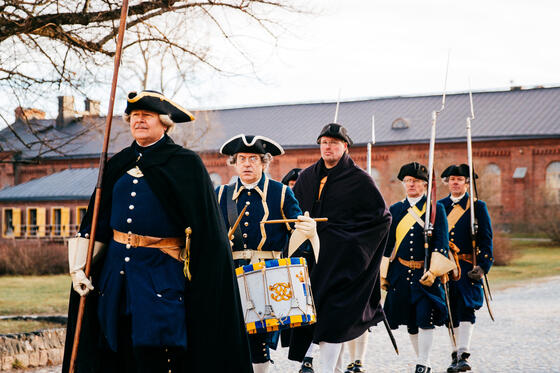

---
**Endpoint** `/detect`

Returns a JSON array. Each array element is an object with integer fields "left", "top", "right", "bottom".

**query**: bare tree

[{"left": 0, "top": 0, "right": 304, "bottom": 157}]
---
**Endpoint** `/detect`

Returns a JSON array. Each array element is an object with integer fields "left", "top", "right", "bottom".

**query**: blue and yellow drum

[{"left": 236, "top": 257, "right": 316, "bottom": 334}]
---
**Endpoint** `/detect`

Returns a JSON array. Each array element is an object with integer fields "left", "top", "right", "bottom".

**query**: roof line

[{"left": 189, "top": 84, "right": 560, "bottom": 112}]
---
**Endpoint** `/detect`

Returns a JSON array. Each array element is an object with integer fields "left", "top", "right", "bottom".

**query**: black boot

[
  {"left": 299, "top": 357, "right": 314, "bottom": 373},
  {"left": 344, "top": 362, "right": 354, "bottom": 373},
  {"left": 447, "top": 351, "right": 459, "bottom": 373},
  {"left": 414, "top": 364, "right": 431, "bottom": 373},
  {"left": 352, "top": 360, "right": 365, "bottom": 372},
  {"left": 456, "top": 352, "right": 471, "bottom": 371}
]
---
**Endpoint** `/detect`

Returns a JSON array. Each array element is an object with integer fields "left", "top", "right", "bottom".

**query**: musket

[
  {"left": 333, "top": 88, "right": 341, "bottom": 123},
  {"left": 423, "top": 52, "right": 457, "bottom": 347},
  {"left": 367, "top": 115, "right": 375, "bottom": 176},
  {"left": 466, "top": 85, "right": 495, "bottom": 321},
  {"left": 424, "top": 53, "right": 450, "bottom": 272},
  {"left": 68, "top": 2, "right": 130, "bottom": 372}
]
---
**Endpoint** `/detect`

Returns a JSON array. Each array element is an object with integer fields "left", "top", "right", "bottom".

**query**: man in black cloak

[
  {"left": 62, "top": 90, "right": 252, "bottom": 373},
  {"left": 289, "top": 123, "right": 391, "bottom": 373}
]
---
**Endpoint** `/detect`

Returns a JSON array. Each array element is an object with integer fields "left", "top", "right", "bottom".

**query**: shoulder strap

[
  {"left": 447, "top": 198, "right": 470, "bottom": 231},
  {"left": 226, "top": 183, "right": 244, "bottom": 250},
  {"left": 389, "top": 202, "right": 426, "bottom": 261}
]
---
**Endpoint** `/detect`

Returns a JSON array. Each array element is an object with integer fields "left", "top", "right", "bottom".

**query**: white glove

[
  {"left": 294, "top": 211, "right": 317, "bottom": 239},
  {"left": 68, "top": 236, "right": 106, "bottom": 296},
  {"left": 71, "top": 270, "right": 94, "bottom": 296}
]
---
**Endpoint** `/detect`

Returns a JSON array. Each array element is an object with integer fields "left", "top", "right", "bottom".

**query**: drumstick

[
  {"left": 228, "top": 204, "right": 249, "bottom": 240},
  {"left": 261, "top": 218, "right": 328, "bottom": 224}
]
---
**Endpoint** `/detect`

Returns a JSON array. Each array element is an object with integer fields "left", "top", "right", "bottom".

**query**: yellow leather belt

[
  {"left": 458, "top": 253, "right": 473, "bottom": 264},
  {"left": 232, "top": 250, "right": 282, "bottom": 264},
  {"left": 113, "top": 229, "right": 184, "bottom": 261},
  {"left": 398, "top": 257, "right": 424, "bottom": 269}
]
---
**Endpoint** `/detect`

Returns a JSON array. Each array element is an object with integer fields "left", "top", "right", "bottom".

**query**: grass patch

[
  {"left": 0, "top": 319, "right": 64, "bottom": 334},
  {"left": 0, "top": 274, "right": 70, "bottom": 315},
  {"left": 488, "top": 239, "right": 560, "bottom": 290}
]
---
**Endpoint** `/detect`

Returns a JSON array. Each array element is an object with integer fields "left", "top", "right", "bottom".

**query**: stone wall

[{"left": 0, "top": 328, "right": 65, "bottom": 371}]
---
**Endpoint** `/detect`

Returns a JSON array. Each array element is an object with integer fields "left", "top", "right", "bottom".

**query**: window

[
  {"left": 51, "top": 207, "right": 69, "bottom": 236},
  {"left": 27, "top": 208, "right": 37, "bottom": 236},
  {"left": 481, "top": 163, "right": 501, "bottom": 206},
  {"left": 53, "top": 208, "right": 61, "bottom": 236},
  {"left": 26, "top": 207, "right": 46, "bottom": 237},
  {"left": 2, "top": 208, "right": 21, "bottom": 237},
  {"left": 546, "top": 161, "right": 560, "bottom": 204},
  {"left": 391, "top": 117, "right": 409, "bottom": 129},
  {"left": 76, "top": 206, "right": 87, "bottom": 229}
]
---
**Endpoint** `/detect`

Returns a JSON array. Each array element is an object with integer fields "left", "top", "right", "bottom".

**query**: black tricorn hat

[
  {"left": 441, "top": 164, "right": 478, "bottom": 179},
  {"left": 316, "top": 123, "right": 353, "bottom": 146},
  {"left": 125, "top": 90, "right": 195, "bottom": 123},
  {"left": 281, "top": 168, "right": 302, "bottom": 185},
  {"left": 219, "top": 134, "right": 284, "bottom": 156},
  {"left": 398, "top": 162, "right": 429, "bottom": 182}
]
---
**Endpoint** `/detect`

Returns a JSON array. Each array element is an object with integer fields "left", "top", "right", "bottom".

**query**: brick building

[{"left": 0, "top": 86, "right": 559, "bottom": 245}]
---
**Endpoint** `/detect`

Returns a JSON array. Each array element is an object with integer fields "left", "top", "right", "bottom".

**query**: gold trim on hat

[{"left": 127, "top": 91, "right": 195, "bottom": 121}]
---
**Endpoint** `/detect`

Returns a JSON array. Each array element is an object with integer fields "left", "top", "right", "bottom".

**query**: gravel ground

[{"left": 18, "top": 276, "right": 560, "bottom": 373}]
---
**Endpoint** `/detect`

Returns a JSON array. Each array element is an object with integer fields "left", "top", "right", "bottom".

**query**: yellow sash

[
  {"left": 390, "top": 202, "right": 426, "bottom": 261},
  {"left": 447, "top": 198, "right": 470, "bottom": 232}
]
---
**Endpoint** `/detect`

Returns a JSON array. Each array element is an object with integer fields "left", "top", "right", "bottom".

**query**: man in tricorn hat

[
  {"left": 380, "top": 162, "right": 453, "bottom": 373},
  {"left": 281, "top": 168, "right": 302, "bottom": 189},
  {"left": 63, "top": 90, "right": 252, "bottom": 373},
  {"left": 439, "top": 164, "right": 493, "bottom": 373},
  {"left": 289, "top": 123, "right": 391, "bottom": 373},
  {"left": 216, "top": 134, "right": 319, "bottom": 373}
]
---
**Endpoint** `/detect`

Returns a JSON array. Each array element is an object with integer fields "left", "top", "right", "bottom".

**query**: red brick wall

[
  {"left": 0, "top": 138, "right": 558, "bottom": 237},
  {"left": 201, "top": 138, "right": 560, "bottom": 228}
]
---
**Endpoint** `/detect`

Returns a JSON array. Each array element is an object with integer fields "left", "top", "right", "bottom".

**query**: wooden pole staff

[{"left": 68, "top": 1, "right": 130, "bottom": 371}]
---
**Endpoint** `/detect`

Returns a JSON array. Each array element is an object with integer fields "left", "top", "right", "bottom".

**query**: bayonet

[{"left": 466, "top": 80, "right": 495, "bottom": 321}]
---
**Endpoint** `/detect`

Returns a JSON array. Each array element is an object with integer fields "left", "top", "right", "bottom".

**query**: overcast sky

[
  {"left": 189, "top": 0, "right": 560, "bottom": 109},
  {"left": 4, "top": 0, "right": 559, "bottom": 120}
]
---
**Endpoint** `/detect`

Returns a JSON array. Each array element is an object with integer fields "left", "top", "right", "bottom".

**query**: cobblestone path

[{"left": 19, "top": 276, "right": 560, "bottom": 373}]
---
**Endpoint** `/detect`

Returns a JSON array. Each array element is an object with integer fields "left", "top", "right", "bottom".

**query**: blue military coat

[
  {"left": 439, "top": 193, "right": 493, "bottom": 310},
  {"left": 216, "top": 174, "right": 303, "bottom": 254},
  {"left": 383, "top": 196, "right": 449, "bottom": 330},
  {"left": 81, "top": 144, "right": 187, "bottom": 351}
]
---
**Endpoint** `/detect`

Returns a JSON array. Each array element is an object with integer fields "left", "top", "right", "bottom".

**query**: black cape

[
  {"left": 62, "top": 136, "right": 252, "bottom": 373},
  {"left": 289, "top": 153, "right": 391, "bottom": 361}
]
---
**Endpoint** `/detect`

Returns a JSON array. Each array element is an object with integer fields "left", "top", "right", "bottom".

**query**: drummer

[{"left": 216, "top": 134, "right": 319, "bottom": 373}]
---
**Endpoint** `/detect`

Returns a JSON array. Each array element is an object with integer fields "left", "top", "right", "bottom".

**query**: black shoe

[
  {"left": 344, "top": 362, "right": 355, "bottom": 373},
  {"left": 414, "top": 365, "right": 431, "bottom": 373},
  {"left": 299, "top": 357, "right": 314, "bottom": 373},
  {"left": 456, "top": 352, "right": 471, "bottom": 371},
  {"left": 447, "top": 351, "right": 459, "bottom": 373},
  {"left": 352, "top": 360, "right": 365, "bottom": 372}
]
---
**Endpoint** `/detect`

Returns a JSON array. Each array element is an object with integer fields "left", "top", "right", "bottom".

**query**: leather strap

[
  {"left": 398, "top": 257, "right": 424, "bottom": 269},
  {"left": 112, "top": 229, "right": 184, "bottom": 261},
  {"left": 390, "top": 202, "right": 426, "bottom": 261},
  {"left": 447, "top": 199, "right": 470, "bottom": 231},
  {"left": 232, "top": 250, "right": 282, "bottom": 264},
  {"left": 226, "top": 183, "right": 244, "bottom": 249},
  {"left": 458, "top": 253, "right": 473, "bottom": 264}
]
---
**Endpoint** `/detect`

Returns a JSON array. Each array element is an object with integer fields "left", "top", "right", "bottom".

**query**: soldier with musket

[
  {"left": 289, "top": 123, "right": 391, "bottom": 373},
  {"left": 439, "top": 164, "right": 493, "bottom": 373},
  {"left": 381, "top": 162, "right": 453, "bottom": 373},
  {"left": 63, "top": 91, "right": 252, "bottom": 373},
  {"left": 216, "top": 134, "right": 318, "bottom": 373}
]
